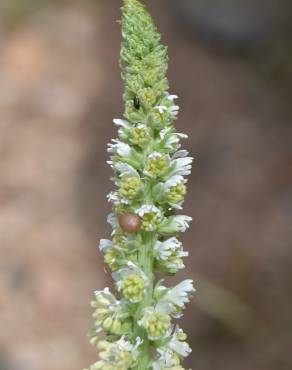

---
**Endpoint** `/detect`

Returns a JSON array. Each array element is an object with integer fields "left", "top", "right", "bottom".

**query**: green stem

[{"left": 134, "top": 231, "right": 155, "bottom": 370}]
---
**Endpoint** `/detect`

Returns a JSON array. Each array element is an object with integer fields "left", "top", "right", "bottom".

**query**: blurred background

[{"left": 0, "top": 1, "right": 292, "bottom": 369}]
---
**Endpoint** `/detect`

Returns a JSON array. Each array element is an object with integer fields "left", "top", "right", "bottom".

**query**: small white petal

[
  {"left": 172, "top": 150, "right": 189, "bottom": 159},
  {"left": 114, "top": 163, "right": 139, "bottom": 178},
  {"left": 107, "top": 213, "right": 118, "bottom": 228},
  {"left": 163, "top": 175, "right": 185, "bottom": 191},
  {"left": 136, "top": 204, "right": 162, "bottom": 218},
  {"left": 166, "top": 93, "right": 178, "bottom": 101},
  {"left": 164, "top": 279, "right": 195, "bottom": 308},
  {"left": 113, "top": 118, "right": 131, "bottom": 128},
  {"left": 171, "top": 157, "right": 194, "bottom": 176},
  {"left": 99, "top": 239, "right": 114, "bottom": 251}
]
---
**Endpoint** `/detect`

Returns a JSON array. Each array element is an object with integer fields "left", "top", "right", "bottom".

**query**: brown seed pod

[{"left": 118, "top": 212, "right": 142, "bottom": 233}]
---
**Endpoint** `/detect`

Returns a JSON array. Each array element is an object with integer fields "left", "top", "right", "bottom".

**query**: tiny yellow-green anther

[
  {"left": 141, "top": 211, "right": 161, "bottom": 231},
  {"left": 127, "top": 75, "right": 144, "bottom": 94},
  {"left": 132, "top": 126, "right": 151, "bottom": 147},
  {"left": 145, "top": 154, "right": 169, "bottom": 177},
  {"left": 121, "top": 274, "right": 145, "bottom": 302},
  {"left": 138, "top": 87, "right": 156, "bottom": 107},
  {"left": 166, "top": 183, "right": 187, "bottom": 204},
  {"left": 120, "top": 176, "right": 141, "bottom": 199},
  {"left": 150, "top": 109, "right": 172, "bottom": 129},
  {"left": 143, "top": 68, "right": 159, "bottom": 86},
  {"left": 145, "top": 312, "right": 171, "bottom": 339}
]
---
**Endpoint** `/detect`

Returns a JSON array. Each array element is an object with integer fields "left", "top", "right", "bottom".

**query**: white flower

[
  {"left": 172, "top": 150, "right": 189, "bottom": 159},
  {"left": 112, "top": 262, "right": 148, "bottom": 303},
  {"left": 114, "top": 162, "right": 140, "bottom": 178},
  {"left": 117, "top": 335, "right": 142, "bottom": 352},
  {"left": 158, "top": 215, "right": 192, "bottom": 234},
  {"left": 99, "top": 239, "right": 114, "bottom": 252},
  {"left": 163, "top": 175, "right": 186, "bottom": 191},
  {"left": 156, "top": 104, "right": 179, "bottom": 117},
  {"left": 159, "top": 175, "right": 187, "bottom": 210},
  {"left": 160, "top": 128, "right": 188, "bottom": 150},
  {"left": 159, "top": 279, "right": 195, "bottom": 310},
  {"left": 107, "top": 140, "right": 131, "bottom": 157},
  {"left": 169, "top": 150, "right": 193, "bottom": 177},
  {"left": 107, "top": 191, "right": 130, "bottom": 205},
  {"left": 93, "top": 287, "right": 119, "bottom": 308},
  {"left": 107, "top": 213, "right": 118, "bottom": 230},
  {"left": 99, "top": 238, "right": 126, "bottom": 253},
  {"left": 92, "top": 336, "right": 142, "bottom": 370},
  {"left": 172, "top": 156, "right": 193, "bottom": 176},
  {"left": 113, "top": 262, "right": 147, "bottom": 286},
  {"left": 154, "top": 237, "right": 188, "bottom": 274},
  {"left": 168, "top": 327, "right": 192, "bottom": 357},
  {"left": 172, "top": 215, "right": 192, "bottom": 232},
  {"left": 136, "top": 204, "right": 161, "bottom": 218},
  {"left": 107, "top": 191, "right": 120, "bottom": 204},
  {"left": 91, "top": 287, "right": 121, "bottom": 334},
  {"left": 154, "top": 237, "right": 186, "bottom": 260},
  {"left": 156, "top": 105, "right": 168, "bottom": 114},
  {"left": 168, "top": 104, "right": 180, "bottom": 116},
  {"left": 138, "top": 306, "right": 172, "bottom": 340},
  {"left": 152, "top": 327, "right": 191, "bottom": 370},
  {"left": 152, "top": 350, "right": 175, "bottom": 370},
  {"left": 143, "top": 152, "right": 171, "bottom": 178},
  {"left": 136, "top": 204, "right": 164, "bottom": 231}
]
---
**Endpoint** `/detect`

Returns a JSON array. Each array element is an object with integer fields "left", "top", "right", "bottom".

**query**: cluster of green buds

[{"left": 84, "top": 1, "right": 195, "bottom": 369}]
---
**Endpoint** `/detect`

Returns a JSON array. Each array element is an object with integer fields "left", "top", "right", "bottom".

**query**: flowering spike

[{"left": 84, "top": 1, "right": 195, "bottom": 369}]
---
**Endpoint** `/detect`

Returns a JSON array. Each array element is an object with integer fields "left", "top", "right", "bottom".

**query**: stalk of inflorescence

[{"left": 84, "top": 1, "right": 195, "bottom": 369}]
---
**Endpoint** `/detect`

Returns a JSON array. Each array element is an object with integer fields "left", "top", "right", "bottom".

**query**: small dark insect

[
  {"left": 133, "top": 95, "right": 140, "bottom": 109},
  {"left": 118, "top": 212, "right": 142, "bottom": 233}
]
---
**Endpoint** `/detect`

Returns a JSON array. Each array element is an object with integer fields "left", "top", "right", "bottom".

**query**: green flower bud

[
  {"left": 166, "top": 183, "right": 187, "bottom": 204},
  {"left": 111, "top": 318, "right": 122, "bottom": 334},
  {"left": 131, "top": 125, "right": 151, "bottom": 147},
  {"left": 139, "top": 87, "right": 156, "bottom": 107},
  {"left": 119, "top": 176, "right": 141, "bottom": 199},
  {"left": 115, "top": 351, "right": 132, "bottom": 369},
  {"left": 162, "top": 255, "right": 185, "bottom": 275},
  {"left": 141, "top": 212, "right": 160, "bottom": 231},
  {"left": 143, "top": 68, "right": 159, "bottom": 86},
  {"left": 124, "top": 100, "right": 145, "bottom": 123},
  {"left": 137, "top": 205, "right": 163, "bottom": 231},
  {"left": 96, "top": 339, "right": 135, "bottom": 370},
  {"left": 121, "top": 273, "right": 145, "bottom": 302},
  {"left": 149, "top": 109, "right": 172, "bottom": 129},
  {"left": 145, "top": 152, "right": 169, "bottom": 177},
  {"left": 127, "top": 75, "right": 144, "bottom": 94},
  {"left": 112, "top": 230, "right": 127, "bottom": 249},
  {"left": 104, "top": 248, "right": 120, "bottom": 271},
  {"left": 102, "top": 317, "right": 113, "bottom": 331},
  {"left": 144, "top": 311, "right": 171, "bottom": 339}
]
